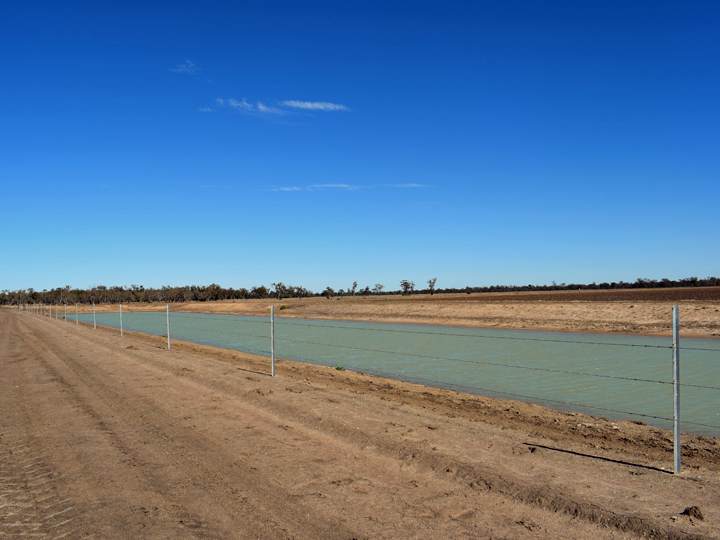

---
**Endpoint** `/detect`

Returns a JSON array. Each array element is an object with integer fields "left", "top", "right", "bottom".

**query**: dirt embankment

[
  {"left": 2, "top": 308, "right": 719, "bottom": 539},
  {"left": 70, "top": 287, "right": 720, "bottom": 338}
]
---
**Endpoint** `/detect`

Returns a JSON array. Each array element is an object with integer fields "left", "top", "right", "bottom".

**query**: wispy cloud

[
  {"left": 198, "top": 107, "right": 213, "bottom": 112},
  {"left": 216, "top": 98, "right": 287, "bottom": 116},
  {"left": 270, "top": 184, "right": 359, "bottom": 192},
  {"left": 280, "top": 100, "right": 349, "bottom": 111},
  {"left": 257, "top": 102, "right": 285, "bottom": 114},
  {"left": 269, "top": 183, "right": 429, "bottom": 192},
  {"left": 171, "top": 60, "right": 199, "bottom": 74},
  {"left": 213, "top": 97, "right": 350, "bottom": 118}
]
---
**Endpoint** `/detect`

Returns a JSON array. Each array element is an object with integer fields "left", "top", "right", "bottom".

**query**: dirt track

[{"left": 2, "top": 309, "right": 719, "bottom": 539}]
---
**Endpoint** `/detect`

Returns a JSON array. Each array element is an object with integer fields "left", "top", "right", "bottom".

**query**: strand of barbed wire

[
  {"left": 33, "top": 308, "right": 720, "bottom": 430},
  {"left": 273, "top": 349, "right": 720, "bottom": 432},
  {"left": 71, "top": 312, "right": 720, "bottom": 391},
  {"left": 72, "top": 310, "right": 720, "bottom": 352},
  {"left": 269, "top": 335, "right": 720, "bottom": 391}
]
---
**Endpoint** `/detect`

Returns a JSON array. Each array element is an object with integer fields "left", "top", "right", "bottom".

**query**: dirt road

[{"left": 2, "top": 309, "right": 719, "bottom": 539}]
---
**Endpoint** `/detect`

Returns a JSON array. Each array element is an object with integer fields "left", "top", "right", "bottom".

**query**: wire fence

[{"left": 20, "top": 303, "right": 720, "bottom": 443}]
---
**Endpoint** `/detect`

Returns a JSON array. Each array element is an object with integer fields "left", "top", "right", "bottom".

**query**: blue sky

[{"left": 2, "top": 1, "right": 718, "bottom": 293}]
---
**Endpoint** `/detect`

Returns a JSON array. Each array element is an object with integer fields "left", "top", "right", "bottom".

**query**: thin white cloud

[
  {"left": 198, "top": 107, "right": 213, "bottom": 112},
  {"left": 281, "top": 100, "right": 349, "bottom": 111},
  {"left": 213, "top": 97, "right": 350, "bottom": 118},
  {"left": 270, "top": 184, "right": 358, "bottom": 192},
  {"left": 171, "top": 60, "right": 199, "bottom": 74},
  {"left": 257, "top": 102, "right": 285, "bottom": 114},
  {"left": 270, "top": 183, "right": 429, "bottom": 192},
  {"left": 216, "top": 98, "right": 287, "bottom": 116},
  {"left": 311, "top": 183, "right": 359, "bottom": 190}
]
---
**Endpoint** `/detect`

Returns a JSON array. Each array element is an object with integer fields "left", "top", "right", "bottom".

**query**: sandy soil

[
  {"left": 69, "top": 287, "right": 720, "bottom": 338},
  {"left": 2, "top": 309, "right": 719, "bottom": 539}
]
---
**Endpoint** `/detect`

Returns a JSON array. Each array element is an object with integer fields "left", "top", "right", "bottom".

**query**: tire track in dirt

[
  {"left": 0, "top": 315, "right": 79, "bottom": 540},
  {"left": 0, "top": 435, "right": 76, "bottom": 539}
]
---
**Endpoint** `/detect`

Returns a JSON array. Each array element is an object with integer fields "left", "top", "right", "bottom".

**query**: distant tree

[
  {"left": 427, "top": 278, "right": 437, "bottom": 295},
  {"left": 373, "top": 284, "right": 384, "bottom": 294},
  {"left": 322, "top": 286, "right": 335, "bottom": 299},
  {"left": 351, "top": 281, "right": 358, "bottom": 296},
  {"left": 400, "top": 280, "right": 415, "bottom": 295},
  {"left": 271, "top": 282, "right": 289, "bottom": 299},
  {"left": 250, "top": 285, "right": 269, "bottom": 299}
]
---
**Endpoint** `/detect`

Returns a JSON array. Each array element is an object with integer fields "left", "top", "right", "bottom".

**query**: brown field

[
  {"left": 75, "top": 287, "right": 720, "bottom": 338},
  {"left": 2, "top": 308, "right": 719, "bottom": 539}
]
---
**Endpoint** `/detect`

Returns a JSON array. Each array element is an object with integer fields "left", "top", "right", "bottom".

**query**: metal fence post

[
  {"left": 93, "top": 302, "right": 96, "bottom": 329},
  {"left": 673, "top": 305, "right": 681, "bottom": 474},
  {"left": 271, "top": 305, "right": 275, "bottom": 377},
  {"left": 120, "top": 303, "right": 123, "bottom": 337},
  {"left": 166, "top": 304, "right": 170, "bottom": 350},
  {"left": 76, "top": 303, "right": 78, "bottom": 325}
]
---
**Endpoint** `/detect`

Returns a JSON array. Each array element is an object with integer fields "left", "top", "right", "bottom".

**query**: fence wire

[
  {"left": 32, "top": 308, "right": 720, "bottom": 433},
  {"left": 275, "top": 348, "right": 720, "bottom": 432}
]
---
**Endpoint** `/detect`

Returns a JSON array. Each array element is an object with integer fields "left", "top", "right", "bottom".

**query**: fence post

[
  {"left": 166, "top": 304, "right": 170, "bottom": 350},
  {"left": 64, "top": 303, "right": 67, "bottom": 322},
  {"left": 93, "top": 302, "right": 96, "bottom": 329},
  {"left": 55, "top": 304, "right": 58, "bottom": 320},
  {"left": 271, "top": 305, "right": 275, "bottom": 377},
  {"left": 673, "top": 305, "right": 681, "bottom": 474},
  {"left": 120, "top": 303, "right": 123, "bottom": 337},
  {"left": 76, "top": 303, "right": 78, "bottom": 325}
]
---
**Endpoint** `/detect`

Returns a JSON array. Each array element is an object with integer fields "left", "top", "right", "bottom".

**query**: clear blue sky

[{"left": 2, "top": 1, "right": 718, "bottom": 293}]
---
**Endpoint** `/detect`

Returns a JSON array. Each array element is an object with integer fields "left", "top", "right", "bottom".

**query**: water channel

[{"left": 72, "top": 311, "right": 720, "bottom": 437}]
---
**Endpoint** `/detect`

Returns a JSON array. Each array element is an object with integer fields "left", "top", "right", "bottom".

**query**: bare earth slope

[{"left": 2, "top": 309, "right": 719, "bottom": 539}]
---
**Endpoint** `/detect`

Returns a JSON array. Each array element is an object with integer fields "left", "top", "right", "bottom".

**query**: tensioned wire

[
  {"left": 49, "top": 311, "right": 720, "bottom": 429},
  {"left": 274, "top": 319, "right": 720, "bottom": 352},
  {"left": 275, "top": 349, "right": 720, "bottom": 432},
  {"left": 91, "top": 311, "right": 720, "bottom": 352},
  {"left": 270, "top": 335, "right": 720, "bottom": 391},
  {"left": 92, "top": 313, "right": 720, "bottom": 391},
  {"left": 73, "top": 316, "right": 273, "bottom": 357}
]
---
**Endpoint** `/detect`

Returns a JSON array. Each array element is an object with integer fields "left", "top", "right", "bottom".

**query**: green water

[{"left": 75, "top": 311, "right": 720, "bottom": 436}]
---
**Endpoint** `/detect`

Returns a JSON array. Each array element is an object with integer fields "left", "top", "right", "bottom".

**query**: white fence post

[
  {"left": 271, "top": 305, "right": 275, "bottom": 377},
  {"left": 166, "top": 304, "right": 171, "bottom": 350},
  {"left": 673, "top": 305, "right": 681, "bottom": 474}
]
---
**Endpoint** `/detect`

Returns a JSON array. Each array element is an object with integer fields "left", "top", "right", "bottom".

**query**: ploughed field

[{"left": 2, "top": 308, "right": 719, "bottom": 539}]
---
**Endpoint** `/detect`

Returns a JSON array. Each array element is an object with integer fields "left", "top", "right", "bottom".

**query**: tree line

[{"left": 1, "top": 276, "right": 718, "bottom": 306}]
